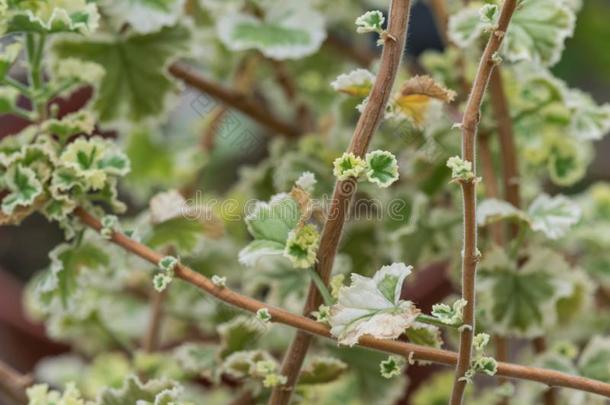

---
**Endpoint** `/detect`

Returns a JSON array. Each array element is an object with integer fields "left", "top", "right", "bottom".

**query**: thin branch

[
  {"left": 142, "top": 289, "right": 167, "bottom": 353},
  {"left": 450, "top": 1, "right": 518, "bottom": 404},
  {"left": 489, "top": 69, "right": 520, "bottom": 209},
  {"left": 271, "top": 1, "right": 413, "bottom": 403},
  {"left": 73, "top": 207, "right": 610, "bottom": 399},
  {"left": 0, "top": 360, "right": 31, "bottom": 405},
  {"left": 169, "top": 62, "right": 301, "bottom": 138}
]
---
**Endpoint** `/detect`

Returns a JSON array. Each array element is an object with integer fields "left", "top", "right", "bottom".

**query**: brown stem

[
  {"left": 0, "top": 361, "right": 31, "bottom": 405},
  {"left": 478, "top": 132, "right": 505, "bottom": 245},
  {"left": 73, "top": 207, "right": 610, "bottom": 399},
  {"left": 428, "top": 0, "right": 449, "bottom": 44},
  {"left": 270, "top": 2, "right": 413, "bottom": 403},
  {"left": 489, "top": 68, "right": 520, "bottom": 209},
  {"left": 169, "top": 62, "right": 301, "bottom": 138},
  {"left": 450, "top": 1, "right": 518, "bottom": 404},
  {"left": 142, "top": 289, "right": 166, "bottom": 352}
]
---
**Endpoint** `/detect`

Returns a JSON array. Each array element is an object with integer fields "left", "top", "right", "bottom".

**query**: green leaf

[
  {"left": 355, "top": 10, "right": 385, "bottom": 34},
  {"left": 298, "top": 357, "right": 348, "bottom": 385},
  {"left": 218, "top": 315, "right": 266, "bottom": 358},
  {"left": 578, "top": 336, "right": 610, "bottom": 383},
  {"left": 221, "top": 350, "right": 275, "bottom": 379},
  {"left": 40, "top": 242, "right": 110, "bottom": 308},
  {"left": 565, "top": 88, "right": 610, "bottom": 141},
  {"left": 238, "top": 239, "right": 285, "bottom": 267},
  {"left": 101, "top": 0, "right": 186, "bottom": 34},
  {"left": 547, "top": 140, "right": 588, "bottom": 186},
  {"left": 1, "top": 164, "right": 43, "bottom": 214},
  {"left": 147, "top": 217, "right": 203, "bottom": 253},
  {"left": 365, "top": 150, "right": 399, "bottom": 188},
  {"left": 0, "top": 86, "right": 19, "bottom": 113},
  {"left": 405, "top": 323, "right": 442, "bottom": 348},
  {"left": 503, "top": 0, "right": 575, "bottom": 67},
  {"left": 478, "top": 248, "right": 573, "bottom": 337},
  {"left": 431, "top": 298, "right": 467, "bottom": 326},
  {"left": 239, "top": 194, "right": 303, "bottom": 267},
  {"left": 333, "top": 152, "right": 366, "bottom": 181},
  {"left": 58, "top": 137, "right": 130, "bottom": 190},
  {"left": 329, "top": 263, "right": 420, "bottom": 346},
  {"left": 216, "top": 1, "right": 326, "bottom": 60},
  {"left": 3, "top": 0, "right": 100, "bottom": 35},
  {"left": 527, "top": 193, "right": 581, "bottom": 239},
  {"left": 449, "top": 0, "right": 576, "bottom": 67},
  {"left": 26, "top": 383, "right": 87, "bottom": 405},
  {"left": 173, "top": 342, "right": 217, "bottom": 376},
  {"left": 245, "top": 194, "right": 300, "bottom": 243},
  {"left": 53, "top": 25, "right": 190, "bottom": 124},
  {"left": 97, "top": 375, "right": 180, "bottom": 405},
  {"left": 42, "top": 111, "right": 96, "bottom": 141},
  {"left": 283, "top": 224, "right": 320, "bottom": 269}
]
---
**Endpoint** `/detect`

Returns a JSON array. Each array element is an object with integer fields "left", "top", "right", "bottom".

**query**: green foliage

[
  {"left": 4, "top": 0, "right": 610, "bottom": 401},
  {"left": 53, "top": 25, "right": 190, "bottom": 124},
  {"left": 3, "top": 0, "right": 100, "bottom": 35},
  {"left": 478, "top": 248, "right": 575, "bottom": 337}
]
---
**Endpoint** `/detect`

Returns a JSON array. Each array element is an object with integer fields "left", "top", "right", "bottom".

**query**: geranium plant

[{"left": 1, "top": 0, "right": 610, "bottom": 404}]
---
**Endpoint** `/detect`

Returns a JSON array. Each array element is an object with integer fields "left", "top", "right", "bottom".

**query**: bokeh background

[{"left": 1, "top": 0, "right": 609, "bottom": 403}]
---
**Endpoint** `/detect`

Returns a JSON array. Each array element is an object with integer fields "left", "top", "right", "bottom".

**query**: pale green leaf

[
  {"left": 329, "top": 263, "right": 420, "bottom": 346},
  {"left": 503, "top": 0, "right": 575, "bottom": 67},
  {"left": 97, "top": 375, "right": 180, "bottom": 405},
  {"left": 578, "top": 336, "right": 610, "bottom": 383},
  {"left": 477, "top": 198, "right": 526, "bottom": 226},
  {"left": 283, "top": 224, "right": 320, "bottom": 269},
  {"left": 449, "top": 0, "right": 576, "bottom": 67},
  {"left": 565, "top": 88, "right": 610, "bottom": 141},
  {"left": 1, "top": 164, "right": 43, "bottom": 214},
  {"left": 298, "top": 357, "right": 348, "bottom": 385},
  {"left": 218, "top": 315, "right": 266, "bottom": 358},
  {"left": 53, "top": 25, "right": 190, "bottom": 124},
  {"left": 527, "top": 193, "right": 581, "bottom": 239},
  {"left": 478, "top": 248, "right": 573, "bottom": 337},
  {"left": 101, "top": 0, "right": 186, "bottom": 34},
  {"left": 39, "top": 242, "right": 110, "bottom": 309},
  {"left": 405, "top": 322, "right": 442, "bottom": 348},
  {"left": 4, "top": 0, "right": 99, "bottom": 35},
  {"left": 355, "top": 10, "right": 385, "bottom": 34},
  {"left": 216, "top": 0, "right": 326, "bottom": 60}
]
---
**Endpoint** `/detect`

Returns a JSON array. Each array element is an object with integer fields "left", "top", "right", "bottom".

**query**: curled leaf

[
  {"left": 329, "top": 263, "right": 420, "bottom": 346},
  {"left": 392, "top": 75, "right": 456, "bottom": 127}
]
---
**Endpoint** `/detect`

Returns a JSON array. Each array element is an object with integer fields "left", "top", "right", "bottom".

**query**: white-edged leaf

[
  {"left": 216, "top": 0, "right": 326, "bottom": 60},
  {"left": 365, "top": 150, "right": 399, "bottom": 188},
  {"left": 478, "top": 248, "right": 573, "bottom": 337},
  {"left": 449, "top": 0, "right": 576, "bottom": 67},
  {"left": 329, "top": 263, "right": 420, "bottom": 346},
  {"left": 477, "top": 198, "right": 526, "bottom": 226},
  {"left": 101, "top": 0, "right": 186, "bottom": 34},
  {"left": 330, "top": 69, "right": 375, "bottom": 97},
  {"left": 53, "top": 25, "right": 190, "bottom": 125},
  {"left": 565, "top": 88, "right": 610, "bottom": 141},
  {"left": 527, "top": 194, "right": 581, "bottom": 239},
  {"left": 3, "top": 0, "right": 100, "bottom": 35}
]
